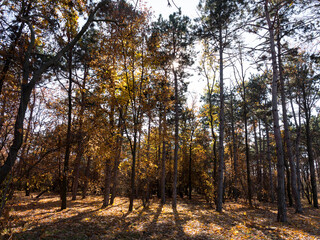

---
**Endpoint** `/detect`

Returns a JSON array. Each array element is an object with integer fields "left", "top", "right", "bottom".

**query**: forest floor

[{"left": 1, "top": 192, "right": 320, "bottom": 240}]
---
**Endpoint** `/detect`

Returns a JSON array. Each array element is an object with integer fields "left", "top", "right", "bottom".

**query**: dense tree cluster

[{"left": 0, "top": 0, "right": 319, "bottom": 223}]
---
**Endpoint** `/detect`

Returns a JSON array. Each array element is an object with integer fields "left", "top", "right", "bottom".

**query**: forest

[{"left": 0, "top": 0, "right": 320, "bottom": 239}]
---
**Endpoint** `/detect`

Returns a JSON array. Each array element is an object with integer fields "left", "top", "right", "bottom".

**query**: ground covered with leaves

[{"left": 1, "top": 192, "right": 320, "bottom": 240}]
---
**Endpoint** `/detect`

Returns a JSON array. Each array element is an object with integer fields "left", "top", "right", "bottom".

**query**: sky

[
  {"left": 144, "top": 0, "right": 206, "bottom": 108},
  {"left": 145, "top": 0, "right": 199, "bottom": 20}
]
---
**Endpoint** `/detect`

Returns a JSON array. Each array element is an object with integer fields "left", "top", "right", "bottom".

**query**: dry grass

[{"left": 1, "top": 192, "right": 320, "bottom": 239}]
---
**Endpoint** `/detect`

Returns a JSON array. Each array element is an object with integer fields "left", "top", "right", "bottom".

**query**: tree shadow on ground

[
  {"left": 178, "top": 198, "right": 288, "bottom": 240},
  {"left": 3, "top": 194, "right": 320, "bottom": 240}
]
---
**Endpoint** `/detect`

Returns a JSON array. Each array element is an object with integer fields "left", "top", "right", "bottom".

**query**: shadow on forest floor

[{"left": 1, "top": 192, "right": 320, "bottom": 239}]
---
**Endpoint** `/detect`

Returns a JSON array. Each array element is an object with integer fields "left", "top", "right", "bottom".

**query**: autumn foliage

[{"left": 1, "top": 0, "right": 320, "bottom": 238}]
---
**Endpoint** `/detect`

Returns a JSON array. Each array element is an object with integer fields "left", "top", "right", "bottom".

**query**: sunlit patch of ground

[{"left": 1, "top": 192, "right": 320, "bottom": 239}]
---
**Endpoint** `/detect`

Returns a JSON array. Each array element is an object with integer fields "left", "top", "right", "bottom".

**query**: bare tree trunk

[
  {"left": 242, "top": 76, "right": 252, "bottom": 207},
  {"left": 104, "top": 101, "right": 116, "bottom": 208},
  {"left": 304, "top": 108, "right": 318, "bottom": 208},
  {"left": 216, "top": 26, "right": 225, "bottom": 212},
  {"left": 230, "top": 90, "right": 238, "bottom": 186},
  {"left": 290, "top": 91, "right": 303, "bottom": 200},
  {"left": 265, "top": 0, "right": 287, "bottom": 222},
  {"left": 61, "top": 48, "right": 73, "bottom": 210},
  {"left": 266, "top": 119, "right": 275, "bottom": 203},
  {"left": 188, "top": 134, "right": 193, "bottom": 200},
  {"left": 82, "top": 156, "right": 91, "bottom": 199},
  {"left": 110, "top": 122, "right": 123, "bottom": 205},
  {"left": 259, "top": 121, "right": 264, "bottom": 195},
  {"left": 144, "top": 109, "right": 152, "bottom": 205},
  {"left": 129, "top": 128, "right": 137, "bottom": 211},
  {"left": 157, "top": 107, "right": 162, "bottom": 199},
  {"left": 277, "top": 29, "right": 302, "bottom": 213},
  {"left": 21, "top": 90, "right": 36, "bottom": 196},
  {"left": 296, "top": 113, "right": 302, "bottom": 199},
  {"left": 253, "top": 120, "right": 262, "bottom": 201},
  {"left": 102, "top": 159, "right": 112, "bottom": 208},
  {"left": 172, "top": 67, "right": 179, "bottom": 209},
  {"left": 284, "top": 158, "right": 293, "bottom": 207},
  {"left": 71, "top": 131, "right": 84, "bottom": 200},
  {"left": 72, "top": 66, "right": 88, "bottom": 200},
  {"left": 161, "top": 105, "right": 166, "bottom": 204},
  {"left": 206, "top": 76, "right": 218, "bottom": 183}
]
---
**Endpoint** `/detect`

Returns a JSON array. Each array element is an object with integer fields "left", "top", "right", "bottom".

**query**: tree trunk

[
  {"left": 253, "top": 120, "right": 262, "bottom": 201},
  {"left": 61, "top": 48, "right": 73, "bottom": 210},
  {"left": 71, "top": 131, "right": 84, "bottom": 200},
  {"left": 207, "top": 77, "right": 217, "bottom": 183},
  {"left": 290, "top": 91, "right": 303, "bottom": 200},
  {"left": 161, "top": 105, "right": 167, "bottom": 204},
  {"left": 129, "top": 129, "right": 137, "bottom": 211},
  {"left": 296, "top": 117, "right": 302, "bottom": 200},
  {"left": 172, "top": 67, "right": 179, "bottom": 209},
  {"left": 259, "top": 121, "right": 264, "bottom": 195},
  {"left": 144, "top": 108, "right": 152, "bottom": 205},
  {"left": 243, "top": 78, "right": 252, "bottom": 207},
  {"left": 277, "top": 28, "right": 302, "bottom": 213},
  {"left": 284, "top": 158, "right": 293, "bottom": 207},
  {"left": 102, "top": 159, "right": 112, "bottom": 208},
  {"left": 110, "top": 123, "right": 123, "bottom": 205},
  {"left": 82, "top": 156, "right": 91, "bottom": 199},
  {"left": 72, "top": 66, "right": 87, "bottom": 200},
  {"left": 265, "top": 0, "right": 287, "bottom": 222},
  {"left": 304, "top": 109, "right": 318, "bottom": 208},
  {"left": 216, "top": 26, "right": 225, "bottom": 212},
  {"left": 266, "top": 120, "right": 274, "bottom": 203},
  {"left": 188, "top": 135, "right": 193, "bottom": 200},
  {"left": 230, "top": 90, "right": 238, "bottom": 186},
  {"left": 157, "top": 107, "right": 162, "bottom": 199}
]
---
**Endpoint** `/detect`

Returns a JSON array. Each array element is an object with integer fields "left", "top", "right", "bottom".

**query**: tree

[
  {"left": 0, "top": 0, "right": 111, "bottom": 186},
  {"left": 286, "top": 53, "right": 319, "bottom": 208},
  {"left": 153, "top": 11, "right": 194, "bottom": 208},
  {"left": 264, "top": 0, "right": 287, "bottom": 222},
  {"left": 198, "top": 40, "right": 219, "bottom": 184},
  {"left": 232, "top": 43, "right": 253, "bottom": 206},
  {"left": 198, "top": 0, "right": 244, "bottom": 212}
]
